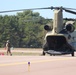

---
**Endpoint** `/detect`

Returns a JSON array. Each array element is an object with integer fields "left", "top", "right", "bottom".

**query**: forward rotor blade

[{"left": 63, "top": 18, "right": 76, "bottom": 21}]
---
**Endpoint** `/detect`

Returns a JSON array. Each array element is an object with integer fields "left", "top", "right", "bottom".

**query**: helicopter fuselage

[{"left": 42, "top": 8, "right": 76, "bottom": 56}]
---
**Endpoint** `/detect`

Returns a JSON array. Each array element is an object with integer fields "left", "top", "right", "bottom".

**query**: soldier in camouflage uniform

[{"left": 5, "top": 40, "right": 12, "bottom": 56}]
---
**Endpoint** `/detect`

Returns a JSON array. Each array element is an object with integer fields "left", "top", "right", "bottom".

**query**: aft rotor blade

[
  {"left": 63, "top": 7, "right": 76, "bottom": 10},
  {"left": 64, "top": 9, "right": 76, "bottom": 15},
  {"left": 0, "top": 7, "right": 52, "bottom": 13}
]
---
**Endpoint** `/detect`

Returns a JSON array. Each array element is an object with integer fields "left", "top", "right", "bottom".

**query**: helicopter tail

[{"left": 43, "top": 35, "right": 75, "bottom": 56}]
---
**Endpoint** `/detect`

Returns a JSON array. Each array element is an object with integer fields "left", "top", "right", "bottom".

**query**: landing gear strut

[
  {"left": 71, "top": 51, "right": 74, "bottom": 57},
  {"left": 42, "top": 51, "right": 46, "bottom": 55}
]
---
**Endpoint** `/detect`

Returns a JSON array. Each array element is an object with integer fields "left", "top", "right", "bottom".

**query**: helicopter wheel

[
  {"left": 50, "top": 54, "right": 52, "bottom": 56},
  {"left": 71, "top": 51, "right": 74, "bottom": 57},
  {"left": 53, "top": 54, "right": 55, "bottom": 56},
  {"left": 42, "top": 51, "right": 46, "bottom": 56},
  {"left": 49, "top": 54, "right": 56, "bottom": 56}
]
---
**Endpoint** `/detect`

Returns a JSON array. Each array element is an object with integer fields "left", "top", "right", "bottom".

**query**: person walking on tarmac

[{"left": 5, "top": 40, "right": 12, "bottom": 56}]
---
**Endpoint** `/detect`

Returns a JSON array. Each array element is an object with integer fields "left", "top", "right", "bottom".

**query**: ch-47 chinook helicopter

[
  {"left": 42, "top": 6, "right": 76, "bottom": 56},
  {"left": 0, "top": 6, "right": 76, "bottom": 56}
]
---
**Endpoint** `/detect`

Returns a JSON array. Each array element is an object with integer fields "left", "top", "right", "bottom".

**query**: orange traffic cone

[{"left": 1, "top": 53, "right": 4, "bottom": 56}]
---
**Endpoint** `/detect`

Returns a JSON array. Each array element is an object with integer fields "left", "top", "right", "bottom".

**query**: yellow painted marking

[
  {"left": 31, "top": 57, "right": 75, "bottom": 63},
  {"left": 0, "top": 57, "right": 75, "bottom": 67}
]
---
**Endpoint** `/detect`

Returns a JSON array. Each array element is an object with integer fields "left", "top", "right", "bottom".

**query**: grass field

[{"left": 0, "top": 48, "right": 43, "bottom": 56}]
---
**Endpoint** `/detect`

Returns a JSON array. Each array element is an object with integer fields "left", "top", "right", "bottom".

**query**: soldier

[{"left": 5, "top": 40, "right": 12, "bottom": 56}]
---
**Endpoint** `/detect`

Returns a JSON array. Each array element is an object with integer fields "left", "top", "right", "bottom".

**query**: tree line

[{"left": 0, "top": 10, "right": 52, "bottom": 48}]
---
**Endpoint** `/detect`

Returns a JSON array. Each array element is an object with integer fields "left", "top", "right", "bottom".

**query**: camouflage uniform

[{"left": 6, "top": 40, "right": 12, "bottom": 56}]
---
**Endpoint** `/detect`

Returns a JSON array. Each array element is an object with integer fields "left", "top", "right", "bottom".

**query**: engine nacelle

[
  {"left": 65, "top": 23, "right": 75, "bottom": 33},
  {"left": 44, "top": 25, "right": 51, "bottom": 31}
]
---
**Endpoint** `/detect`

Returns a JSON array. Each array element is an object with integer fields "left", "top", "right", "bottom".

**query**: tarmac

[{"left": 0, "top": 48, "right": 76, "bottom": 75}]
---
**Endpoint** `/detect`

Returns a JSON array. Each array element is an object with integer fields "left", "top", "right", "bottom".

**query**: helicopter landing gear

[
  {"left": 42, "top": 51, "right": 46, "bottom": 56},
  {"left": 50, "top": 54, "right": 52, "bottom": 56},
  {"left": 71, "top": 51, "right": 74, "bottom": 57}
]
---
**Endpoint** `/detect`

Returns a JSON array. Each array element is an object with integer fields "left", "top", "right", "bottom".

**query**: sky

[{"left": 0, "top": 0, "right": 76, "bottom": 19}]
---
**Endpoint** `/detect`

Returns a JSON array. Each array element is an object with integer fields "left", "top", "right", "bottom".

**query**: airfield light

[{"left": 28, "top": 62, "right": 30, "bottom": 72}]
